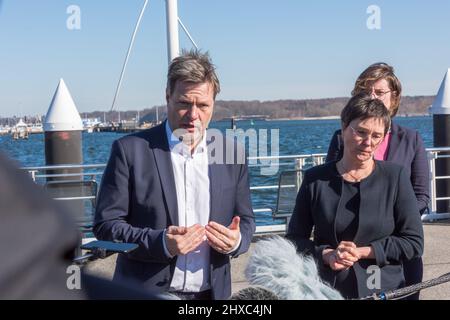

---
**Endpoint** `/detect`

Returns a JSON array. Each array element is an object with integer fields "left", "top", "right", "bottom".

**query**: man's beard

[{"left": 173, "top": 121, "right": 204, "bottom": 147}]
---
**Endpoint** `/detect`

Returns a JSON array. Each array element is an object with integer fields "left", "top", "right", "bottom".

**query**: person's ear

[
  {"left": 165, "top": 88, "right": 170, "bottom": 104},
  {"left": 390, "top": 92, "right": 397, "bottom": 107}
]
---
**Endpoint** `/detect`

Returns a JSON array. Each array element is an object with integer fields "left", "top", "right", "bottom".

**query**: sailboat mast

[{"left": 166, "top": 0, "right": 180, "bottom": 64}]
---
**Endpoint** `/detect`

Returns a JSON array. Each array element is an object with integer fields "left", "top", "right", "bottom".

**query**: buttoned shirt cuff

[
  {"left": 225, "top": 232, "right": 242, "bottom": 254},
  {"left": 162, "top": 228, "right": 174, "bottom": 258}
]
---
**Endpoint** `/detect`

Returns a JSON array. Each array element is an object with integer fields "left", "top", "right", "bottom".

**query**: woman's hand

[
  {"left": 322, "top": 241, "right": 363, "bottom": 271},
  {"left": 336, "top": 241, "right": 361, "bottom": 264},
  {"left": 322, "top": 247, "right": 352, "bottom": 271}
]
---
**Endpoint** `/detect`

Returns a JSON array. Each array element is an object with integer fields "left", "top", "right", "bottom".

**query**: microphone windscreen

[
  {"left": 230, "top": 286, "right": 279, "bottom": 300},
  {"left": 244, "top": 236, "right": 344, "bottom": 300}
]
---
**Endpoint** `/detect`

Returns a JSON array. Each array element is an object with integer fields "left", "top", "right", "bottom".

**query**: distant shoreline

[
  {"left": 266, "top": 116, "right": 340, "bottom": 121},
  {"left": 219, "top": 113, "right": 430, "bottom": 122}
]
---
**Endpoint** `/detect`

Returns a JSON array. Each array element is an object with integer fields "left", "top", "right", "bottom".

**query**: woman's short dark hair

[{"left": 341, "top": 93, "right": 391, "bottom": 135}]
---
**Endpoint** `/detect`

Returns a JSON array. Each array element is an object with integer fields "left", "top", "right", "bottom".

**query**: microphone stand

[{"left": 360, "top": 271, "right": 450, "bottom": 300}]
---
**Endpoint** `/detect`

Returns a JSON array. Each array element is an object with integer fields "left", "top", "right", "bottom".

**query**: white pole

[{"left": 166, "top": 0, "right": 180, "bottom": 64}]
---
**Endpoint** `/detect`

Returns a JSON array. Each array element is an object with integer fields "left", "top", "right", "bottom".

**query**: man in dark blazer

[{"left": 94, "top": 50, "right": 255, "bottom": 300}]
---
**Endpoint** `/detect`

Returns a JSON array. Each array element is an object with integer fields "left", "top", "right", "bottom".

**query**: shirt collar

[{"left": 165, "top": 120, "right": 207, "bottom": 156}]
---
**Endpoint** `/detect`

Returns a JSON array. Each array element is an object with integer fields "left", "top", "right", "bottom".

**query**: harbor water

[{"left": 0, "top": 116, "right": 434, "bottom": 225}]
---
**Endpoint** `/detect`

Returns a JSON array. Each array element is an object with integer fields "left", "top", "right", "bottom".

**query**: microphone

[{"left": 244, "top": 236, "right": 343, "bottom": 300}]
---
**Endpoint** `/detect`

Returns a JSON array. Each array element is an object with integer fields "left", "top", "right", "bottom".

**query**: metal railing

[
  {"left": 423, "top": 147, "right": 450, "bottom": 221},
  {"left": 24, "top": 163, "right": 106, "bottom": 183},
  {"left": 21, "top": 147, "right": 450, "bottom": 236}
]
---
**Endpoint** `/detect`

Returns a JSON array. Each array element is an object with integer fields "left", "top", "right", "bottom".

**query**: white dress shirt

[{"left": 165, "top": 121, "right": 211, "bottom": 292}]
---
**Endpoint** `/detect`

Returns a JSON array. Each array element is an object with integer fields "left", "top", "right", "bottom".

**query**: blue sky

[{"left": 1, "top": 0, "right": 450, "bottom": 117}]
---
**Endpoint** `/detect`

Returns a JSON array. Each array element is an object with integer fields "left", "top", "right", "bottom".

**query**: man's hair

[
  {"left": 166, "top": 49, "right": 220, "bottom": 99},
  {"left": 341, "top": 93, "right": 391, "bottom": 135},
  {"left": 352, "top": 62, "right": 402, "bottom": 117}
]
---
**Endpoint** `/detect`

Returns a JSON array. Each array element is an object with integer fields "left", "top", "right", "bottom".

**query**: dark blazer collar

[
  {"left": 205, "top": 129, "right": 224, "bottom": 223},
  {"left": 386, "top": 122, "right": 404, "bottom": 161},
  {"left": 148, "top": 120, "right": 170, "bottom": 150},
  {"left": 389, "top": 121, "right": 401, "bottom": 136},
  {"left": 150, "top": 120, "right": 179, "bottom": 226}
]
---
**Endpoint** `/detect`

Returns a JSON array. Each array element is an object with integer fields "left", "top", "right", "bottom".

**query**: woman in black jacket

[
  {"left": 287, "top": 94, "right": 424, "bottom": 299},
  {"left": 326, "top": 63, "right": 429, "bottom": 300}
]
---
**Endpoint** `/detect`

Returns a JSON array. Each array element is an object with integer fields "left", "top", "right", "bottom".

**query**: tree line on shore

[
  {"left": 0, "top": 96, "right": 434, "bottom": 126},
  {"left": 140, "top": 95, "right": 433, "bottom": 122}
]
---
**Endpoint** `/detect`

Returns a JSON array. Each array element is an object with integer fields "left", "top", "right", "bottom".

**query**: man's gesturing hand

[
  {"left": 205, "top": 216, "right": 241, "bottom": 254},
  {"left": 165, "top": 224, "right": 206, "bottom": 256}
]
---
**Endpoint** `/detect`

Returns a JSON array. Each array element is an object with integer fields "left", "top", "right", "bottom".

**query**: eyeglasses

[
  {"left": 366, "top": 88, "right": 392, "bottom": 99},
  {"left": 349, "top": 125, "right": 384, "bottom": 145}
]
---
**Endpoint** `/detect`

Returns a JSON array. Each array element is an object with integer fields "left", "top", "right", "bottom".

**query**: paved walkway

[{"left": 420, "top": 221, "right": 450, "bottom": 299}]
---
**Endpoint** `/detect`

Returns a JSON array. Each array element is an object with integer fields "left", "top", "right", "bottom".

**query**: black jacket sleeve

[
  {"left": 410, "top": 131, "right": 430, "bottom": 213},
  {"left": 286, "top": 173, "right": 330, "bottom": 266},
  {"left": 370, "top": 166, "right": 424, "bottom": 266}
]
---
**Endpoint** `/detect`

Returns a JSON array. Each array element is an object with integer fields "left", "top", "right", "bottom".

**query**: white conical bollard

[
  {"left": 430, "top": 69, "right": 450, "bottom": 215},
  {"left": 44, "top": 78, "right": 83, "bottom": 167},
  {"left": 430, "top": 69, "right": 450, "bottom": 114},
  {"left": 44, "top": 79, "right": 83, "bottom": 132}
]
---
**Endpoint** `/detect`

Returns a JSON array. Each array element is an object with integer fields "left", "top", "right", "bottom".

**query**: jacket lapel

[
  {"left": 151, "top": 121, "right": 179, "bottom": 226},
  {"left": 330, "top": 164, "right": 343, "bottom": 247},
  {"left": 207, "top": 130, "right": 223, "bottom": 222},
  {"left": 353, "top": 162, "right": 381, "bottom": 245},
  {"left": 386, "top": 122, "right": 401, "bottom": 161},
  {"left": 208, "top": 164, "right": 222, "bottom": 222}
]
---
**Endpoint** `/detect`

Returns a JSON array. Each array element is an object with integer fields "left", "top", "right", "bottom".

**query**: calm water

[{"left": 0, "top": 116, "right": 434, "bottom": 225}]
